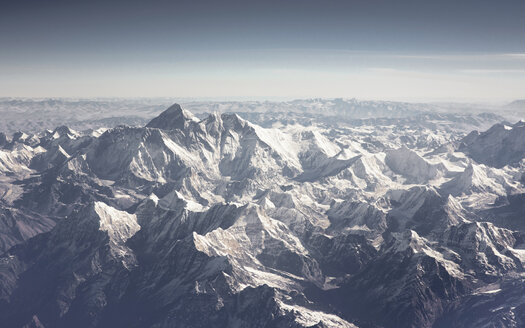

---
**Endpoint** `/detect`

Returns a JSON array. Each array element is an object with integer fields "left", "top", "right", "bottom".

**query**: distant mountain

[
  {"left": 1, "top": 104, "right": 524, "bottom": 327},
  {"left": 459, "top": 121, "right": 525, "bottom": 168},
  {"left": 505, "top": 99, "right": 525, "bottom": 110},
  {"left": 0, "top": 98, "right": 507, "bottom": 135}
]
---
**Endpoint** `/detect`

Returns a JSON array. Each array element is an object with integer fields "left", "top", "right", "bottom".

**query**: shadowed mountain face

[
  {"left": 459, "top": 121, "right": 525, "bottom": 168},
  {"left": 1, "top": 103, "right": 525, "bottom": 328}
]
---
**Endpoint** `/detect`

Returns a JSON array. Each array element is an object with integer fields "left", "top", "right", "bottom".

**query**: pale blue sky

[{"left": 1, "top": 0, "right": 524, "bottom": 101}]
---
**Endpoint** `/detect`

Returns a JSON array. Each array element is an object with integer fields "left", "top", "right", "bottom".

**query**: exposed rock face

[
  {"left": 146, "top": 103, "right": 196, "bottom": 130},
  {"left": 460, "top": 121, "right": 525, "bottom": 168},
  {"left": 0, "top": 104, "right": 524, "bottom": 327}
]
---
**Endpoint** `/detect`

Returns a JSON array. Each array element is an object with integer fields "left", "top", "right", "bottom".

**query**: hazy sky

[{"left": 1, "top": 0, "right": 525, "bottom": 101}]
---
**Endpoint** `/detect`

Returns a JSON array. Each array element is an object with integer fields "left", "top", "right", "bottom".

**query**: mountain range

[{"left": 1, "top": 102, "right": 525, "bottom": 327}]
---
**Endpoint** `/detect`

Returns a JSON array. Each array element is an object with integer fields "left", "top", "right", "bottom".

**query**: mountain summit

[{"left": 146, "top": 103, "right": 196, "bottom": 130}]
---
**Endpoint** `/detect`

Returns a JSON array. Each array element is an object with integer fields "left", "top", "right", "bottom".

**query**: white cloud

[{"left": 460, "top": 69, "right": 525, "bottom": 74}]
